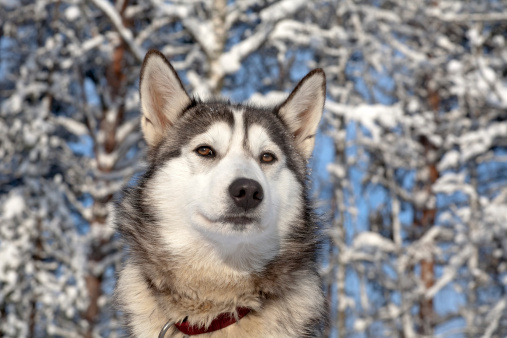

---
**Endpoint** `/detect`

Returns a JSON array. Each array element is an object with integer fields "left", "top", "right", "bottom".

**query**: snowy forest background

[{"left": 1, "top": 0, "right": 507, "bottom": 337}]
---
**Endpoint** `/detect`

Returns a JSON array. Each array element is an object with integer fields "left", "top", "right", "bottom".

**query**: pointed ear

[
  {"left": 277, "top": 69, "right": 326, "bottom": 159},
  {"left": 139, "top": 50, "right": 191, "bottom": 147}
]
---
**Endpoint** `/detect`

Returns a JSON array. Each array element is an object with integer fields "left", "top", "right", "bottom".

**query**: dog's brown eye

[
  {"left": 261, "top": 152, "right": 276, "bottom": 163},
  {"left": 196, "top": 146, "right": 214, "bottom": 157}
]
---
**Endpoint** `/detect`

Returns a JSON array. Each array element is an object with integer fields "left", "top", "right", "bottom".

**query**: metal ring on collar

[{"left": 158, "top": 321, "right": 174, "bottom": 338}]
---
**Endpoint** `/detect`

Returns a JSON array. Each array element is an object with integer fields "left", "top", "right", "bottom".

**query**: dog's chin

[{"left": 193, "top": 213, "right": 266, "bottom": 235}]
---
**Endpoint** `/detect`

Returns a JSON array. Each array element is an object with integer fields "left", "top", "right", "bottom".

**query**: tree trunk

[
  {"left": 416, "top": 87, "right": 440, "bottom": 335},
  {"left": 84, "top": 1, "right": 130, "bottom": 336},
  {"left": 208, "top": 0, "right": 227, "bottom": 95}
]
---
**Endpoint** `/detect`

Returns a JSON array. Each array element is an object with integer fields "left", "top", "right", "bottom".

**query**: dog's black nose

[{"left": 228, "top": 178, "right": 263, "bottom": 211}]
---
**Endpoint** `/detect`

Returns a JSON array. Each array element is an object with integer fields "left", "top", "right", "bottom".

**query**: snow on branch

[
  {"left": 88, "top": 0, "right": 145, "bottom": 62},
  {"left": 352, "top": 232, "right": 397, "bottom": 253},
  {"left": 482, "top": 298, "right": 507, "bottom": 338},
  {"left": 428, "top": 10, "right": 507, "bottom": 23},
  {"left": 459, "top": 122, "right": 507, "bottom": 162},
  {"left": 182, "top": 17, "right": 217, "bottom": 57},
  {"left": 259, "top": 0, "right": 306, "bottom": 22},
  {"left": 326, "top": 101, "right": 403, "bottom": 142},
  {"left": 219, "top": 26, "right": 272, "bottom": 74},
  {"left": 218, "top": 0, "right": 306, "bottom": 75},
  {"left": 425, "top": 245, "right": 473, "bottom": 299},
  {"left": 54, "top": 116, "right": 89, "bottom": 136}
]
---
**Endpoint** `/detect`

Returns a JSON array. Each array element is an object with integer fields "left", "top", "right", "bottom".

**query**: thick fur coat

[{"left": 114, "top": 50, "right": 326, "bottom": 337}]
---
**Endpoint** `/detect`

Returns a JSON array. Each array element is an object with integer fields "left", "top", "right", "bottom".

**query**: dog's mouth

[
  {"left": 220, "top": 216, "right": 255, "bottom": 231},
  {"left": 197, "top": 213, "right": 258, "bottom": 231},
  {"left": 221, "top": 216, "right": 254, "bottom": 225}
]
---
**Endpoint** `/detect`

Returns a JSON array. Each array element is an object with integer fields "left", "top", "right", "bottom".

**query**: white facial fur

[{"left": 147, "top": 109, "right": 302, "bottom": 273}]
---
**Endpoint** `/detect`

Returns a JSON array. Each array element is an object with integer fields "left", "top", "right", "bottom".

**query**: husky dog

[{"left": 115, "top": 50, "right": 326, "bottom": 337}]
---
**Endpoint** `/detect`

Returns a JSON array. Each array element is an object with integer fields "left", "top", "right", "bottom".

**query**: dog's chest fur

[
  {"left": 150, "top": 260, "right": 262, "bottom": 313},
  {"left": 117, "top": 260, "right": 323, "bottom": 337}
]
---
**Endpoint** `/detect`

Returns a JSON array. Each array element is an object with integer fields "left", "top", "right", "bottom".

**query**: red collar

[{"left": 174, "top": 307, "right": 250, "bottom": 336}]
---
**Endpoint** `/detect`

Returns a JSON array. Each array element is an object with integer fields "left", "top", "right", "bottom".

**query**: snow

[
  {"left": 426, "top": 245, "right": 472, "bottom": 299},
  {"left": 353, "top": 232, "right": 397, "bottom": 253},
  {"left": 459, "top": 122, "right": 507, "bottom": 162},
  {"left": 2, "top": 0, "right": 507, "bottom": 336},
  {"left": 437, "top": 150, "right": 460, "bottom": 171},
  {"left": 483, "top": 298, "right": 507, "bottom": 338},
  {"left": 65, "top": 6, "right": 80, "bottom": 22},
  {"left": 55, "top": 116, "right": 89, "bottom": 136},
  {"left": 0, "top": 244, "right": 19, "bottom": 284},
  {"left": 182, "top": 17, "right": 217, "bottom": 56},
  {"left": 326, "top": 102, "right": 402, "bottom": 142},
  {"left": 2, "top": 193, "right": 25, "bottom": 219},
  {"left": 248, "top": 91, "right": 287, "bottom": 105},
  {"left": 467, "top": 27, "right": 484, "bottom": 47},
  {"left": 89, "top": 0, "right": 145, "bottom": 62},
  {"left": 447, "top": 60, "right": 462, "bottom": 74},
  {"left": 327, "top": 163, "right": 346, "bottom": 179},
  {"left": 354, "top": 318, "right": 368, "bottom": 332},
  {"left": 0, "top": 0, "right": 17, "bottom": 8},
  {"left": 219, "top": 27, "right": 271, "bottom": 74},
  {"left": 259, "top": 0, "right": 306, "bottom": 22}
]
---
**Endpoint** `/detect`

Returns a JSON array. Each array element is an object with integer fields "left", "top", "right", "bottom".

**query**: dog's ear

[
  {"left": 277, "top": 69, "right": 326, "bottom": 159},
  {"left": 139, "top": 50, "right": 191, "bottom": 147}
]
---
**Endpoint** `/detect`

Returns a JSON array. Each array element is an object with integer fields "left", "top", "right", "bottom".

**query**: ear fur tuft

[
  {"left": 277, "top": 69, "right": 326, "bottom": 159},
  {"left": 139, "top": 50, "right": 191, "bottom": 147}
]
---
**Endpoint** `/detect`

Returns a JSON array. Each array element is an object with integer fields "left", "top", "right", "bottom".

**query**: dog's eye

[
  {"left": 260, "top": 152, "right": 276, "bottom": 163},
  {"left": 196, "top": 146, "right": 215, "bottom": 157}
]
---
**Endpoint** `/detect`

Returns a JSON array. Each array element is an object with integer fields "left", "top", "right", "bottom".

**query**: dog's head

[{"left": 138, "top": 50, "right": 325, "bottom": 271}]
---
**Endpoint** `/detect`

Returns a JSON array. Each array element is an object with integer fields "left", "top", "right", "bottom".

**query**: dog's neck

[{"left": 143, "top": 254, "right": 264, "bottom": 320}]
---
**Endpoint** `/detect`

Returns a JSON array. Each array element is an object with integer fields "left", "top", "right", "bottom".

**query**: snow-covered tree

[
  {"left": 1, "top": 0, "right": 329, "bottom": 335},
  {"left": 2, "top": 0, "right": 507, "bottom": 336},
  {"left": 318, "top": 0, "right": 507, "bottom": 336},
  {"left": 0, "top": 22, "right": 89, "bottom": 334}
]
